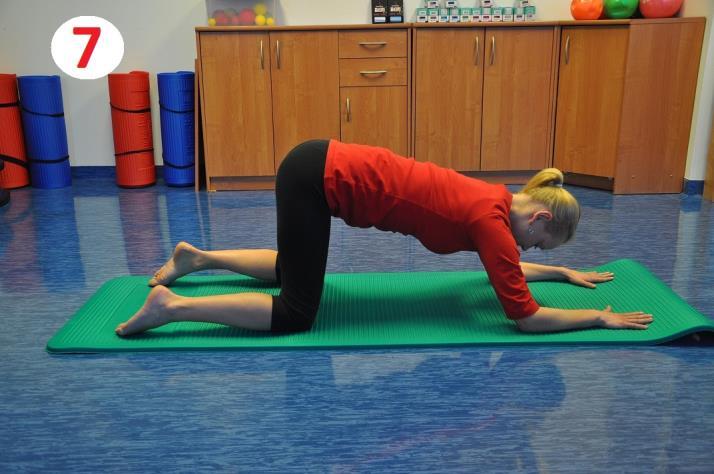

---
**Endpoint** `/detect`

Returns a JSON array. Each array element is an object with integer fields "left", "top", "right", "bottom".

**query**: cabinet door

[
  {"left": 414, "top": 28, "right": 484, "bottom": 171},
  {"left": 340, "top": 86, "right": 408, "bottom": 156},
  {"left": 199, "top": 33, "right": 274, "bottom": 180},
  {"left": 554, "top": 26, "right": 628, "bottom": 178},
  {"left": 615, "top": 20, "right": 705, "bottom": 194},
  {"left": 481, "top": 27, "right": 555, "bottom": 171},
  {"left": 270, "top": 31, "right": 340, "bottom": 169}
]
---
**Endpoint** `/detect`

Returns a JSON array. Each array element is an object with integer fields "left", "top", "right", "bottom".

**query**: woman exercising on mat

[{"left": 116, "top": 139, "right": 653, "bottom": 337}]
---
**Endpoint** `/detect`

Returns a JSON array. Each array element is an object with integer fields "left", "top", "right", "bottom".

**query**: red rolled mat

[
  {"left": 0, "top": 74, "right": 30, "bottom": 189},
  {"left": 108, "top": 71, "right": 156, "bottom": 187}
]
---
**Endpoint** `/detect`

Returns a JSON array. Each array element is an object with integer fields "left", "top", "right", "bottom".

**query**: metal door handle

[
  {"left": 359, "top": 70, "right": 387, "bottom": 76},
  {"left": 276, "top": 40, "right": 281, "bottom": 69},
  {"left": 565, "top": 35, "right": 571, "bottom": 65},
  {"left": 359, "top": 41, "right": 387, "bottom": 47},
  {"left": 474, "top": 36, "right": 480, "bottom": 66},
  {"left": 260, "top": 40, "right": 264, "bottom": 70},
  {"left": 490, "top": 36, "right": 496, "bottom": 65},
  {"left": 346, "top": 97, "right": 351, "bottom": 122}
]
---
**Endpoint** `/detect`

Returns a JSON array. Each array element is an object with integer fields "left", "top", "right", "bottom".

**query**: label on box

[
  {"left": 482, "top": 14, "right": 492, "bottom": 21},
  {"left": 417, "top": 8, "right": 427, "bottom": 15},
  {"left": 503, "top": 14, "right": 513, "bottom": 21},
  {"left": 388, "top": 0, "right": 403, "bottom": 23},
  {"left": 426, "top": 0, "right": 439, "bottom": 8},
  {"left": 372, "top": 0, "right": 387, "bottom": 23},
  {"left": 514, "top": 13, "right": 525, "bottom": 21},
  {"left": 417, "top": 14, "right": 428, "bottom": 22},
  {"left": 445, "top": 0, "right": 458, "bottom": 7},
  {"left": 481, "top": 0, "right": 494, "bottom": 7}
]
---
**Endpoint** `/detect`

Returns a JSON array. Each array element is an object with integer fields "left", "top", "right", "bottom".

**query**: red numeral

[{"left": 72, "top": 27, "right": 101, "bottom": 68}]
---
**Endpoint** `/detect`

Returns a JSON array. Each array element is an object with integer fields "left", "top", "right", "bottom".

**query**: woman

[{"left": 116, "top": 140, "right": 652, "bottom": 337}]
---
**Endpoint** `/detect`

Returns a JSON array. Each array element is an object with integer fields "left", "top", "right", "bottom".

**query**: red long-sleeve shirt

[{"left": 323, "top": 140, "right": 539, "bottom": 320}]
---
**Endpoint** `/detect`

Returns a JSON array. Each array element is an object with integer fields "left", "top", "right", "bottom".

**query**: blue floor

[{"left": 2, "top": 176, "right": 714, "bottom": 473}]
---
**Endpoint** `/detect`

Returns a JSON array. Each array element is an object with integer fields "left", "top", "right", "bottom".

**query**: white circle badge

[{"left": 51, "top": 16, "right": 124, "bottom": 80}]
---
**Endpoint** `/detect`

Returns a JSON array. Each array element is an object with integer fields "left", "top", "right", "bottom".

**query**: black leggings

[{"left": 271, "top": 140, "right": 331, "bottom": 332}]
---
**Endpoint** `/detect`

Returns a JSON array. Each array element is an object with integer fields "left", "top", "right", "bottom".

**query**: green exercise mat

[{"left": 46, "top": 259, "right": 714, "bottom": 353}]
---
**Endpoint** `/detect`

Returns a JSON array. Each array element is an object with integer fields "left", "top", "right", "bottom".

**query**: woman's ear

[{"left": 528, "top": 210, "right": 553, "bottom": 225}]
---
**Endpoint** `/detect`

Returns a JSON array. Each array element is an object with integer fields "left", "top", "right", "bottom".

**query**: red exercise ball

[
  {"left": 238, "top": 8, "right": 256, "bottom": 25},
  {"left": 640, "top": 0, "right": 683, "bottom": 18},
  {"left": 571, "top": 0, "right": 604, "bottom": 20}
]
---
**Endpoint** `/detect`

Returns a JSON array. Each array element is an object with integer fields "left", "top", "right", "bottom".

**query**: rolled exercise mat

[
  {"left": 158, "top": 71, "right": 195, "bottom": 186},
  {"left": 47, "top": 259, "right": 714, "bottom": 353},
  {"left": 17, "top": 75, "right": 71, "bottom": 189},
  {"left": 0, "top": 74, "right": 30, "bottom": 188},
  {"left": 108, "top": 71, "right": 156, "bottom": 188}
]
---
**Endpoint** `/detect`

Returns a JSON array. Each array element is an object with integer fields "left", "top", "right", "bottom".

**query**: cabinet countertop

[{"left": 196, "top": 17, "right": 705, "bottom": 33}]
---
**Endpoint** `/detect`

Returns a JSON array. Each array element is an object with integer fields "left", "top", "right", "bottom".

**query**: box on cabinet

[{"left": 205, "top": 0, "right": 280, "bottom": 26}]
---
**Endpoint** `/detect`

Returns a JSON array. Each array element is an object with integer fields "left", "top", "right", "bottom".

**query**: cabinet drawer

[
  {"left": 339, "top": 58, "right": 407, "bottom": 87},
  {"left": 339, "top": 30, "right": 407, "bottom": 58}
]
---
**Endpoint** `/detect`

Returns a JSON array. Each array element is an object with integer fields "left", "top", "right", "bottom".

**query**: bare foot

[
  {"left": 149, "top": 241, "right": 205, "bottom": 287},
  {"left": 115, "top": 285, "right": 176, "bottom": 336}
]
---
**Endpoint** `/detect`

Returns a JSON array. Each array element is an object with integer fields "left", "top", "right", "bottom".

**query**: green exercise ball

[{"left": 604, "top": 0, "right": 639, "bottom": 18}]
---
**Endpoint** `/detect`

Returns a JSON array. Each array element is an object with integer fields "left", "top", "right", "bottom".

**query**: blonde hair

[{"left": 519, "top": 168, "right": 580, "bottom": 243}]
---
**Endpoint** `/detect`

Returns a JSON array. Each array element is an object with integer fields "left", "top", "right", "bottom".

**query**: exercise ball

[
  {"left": 640, "top": 0, "right": 683, "bottom": 18},
  {"left": 604, "top": 0, "right": 639, "bottom": 18},
  {"left": 571, "top": 0, "right": 604, "bottom": 20}
]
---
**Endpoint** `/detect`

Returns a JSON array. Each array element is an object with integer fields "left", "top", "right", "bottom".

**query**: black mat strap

[
  {"left": 110, "top": 103, "right": 151, "bottom": 114},
  {"left": 21, "top": 106, "right": 64, "bottom": 118},
  {"left": 115, "top": 148, "right": 154, "bottom": 158},
  {"left": 29, "top": 155, "right": 69, "bottom": 164},
  {"left": 0, "top": 153, "right": 29, "bottom": 168},
  {"left": 162, "top": 154, "right": 195, "bottom": 169},
  {"left": 159, "top": 103, "right": 194, "bottom": 114},
  {"left": 0, "top": 101, "right": 19, "bottom": 108}
]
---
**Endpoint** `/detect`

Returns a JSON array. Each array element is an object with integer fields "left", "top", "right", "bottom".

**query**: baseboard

[
  {"left": 683, "top": 179, "right": 704, "bottom": 195},
  {"left": 71, "top": 166, "right": 164, "bottom": 179}
]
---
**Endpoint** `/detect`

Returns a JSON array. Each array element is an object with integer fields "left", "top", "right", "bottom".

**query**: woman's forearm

[
  {"left": 519, "top": 261, "right": 567, "bottom": 282},
  {"left": 516, "top": 306, "right": 601, "bottom": 332}
]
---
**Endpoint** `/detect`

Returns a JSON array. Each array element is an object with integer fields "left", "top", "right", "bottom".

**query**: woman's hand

[
  {"left": 597, "top": 305, "right": 653, "bottom": 330},
  {"left": 564, "top": 268, "right": 614, "bottom": 289}
]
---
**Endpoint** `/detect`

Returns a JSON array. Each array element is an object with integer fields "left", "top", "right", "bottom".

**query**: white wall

[{"left": 0, "top": 0, "right": 711, "bottom": 182}]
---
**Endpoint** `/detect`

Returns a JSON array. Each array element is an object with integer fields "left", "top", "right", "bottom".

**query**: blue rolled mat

[
  {"left": 157, "top": 71, "right": 194, "bottom": 187},
  {"left": 17, "top": 75, "right": 71, "bottom": 189}
]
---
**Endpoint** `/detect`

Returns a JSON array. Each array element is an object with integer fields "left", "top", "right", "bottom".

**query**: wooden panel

[
  {"left": 199, "top": 32, "right": 275, "bottom": 186},
  {"left": 481, "top": 27, "right": 555, "bottom": 171},
  {"left": 340, "top": 86, "right": 408, "bottom": 156},
  {"left": 614, "top": 20, "right": 706, "bottom": 194},
  {"left": 339, "top": 30, "right": 408, "bottom": 58},
  {"left": 270, "top": 31, "right": 340, "bottom": 169},
  {"left": 414, "top": 28, "right": 484, "bottom": 171},
  {"left": 339, "top": 58, "right": 407, "bottom": 87},
  {"left": 705, "top": 117, "right": 714, "bottom": 201},
  {"left": 553, "top": 26, "right": 629, "bottom": 178}
]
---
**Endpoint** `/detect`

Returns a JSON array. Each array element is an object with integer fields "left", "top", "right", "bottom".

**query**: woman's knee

[{"left": 270, "top": 295, "right": 317, "bottom": 333}]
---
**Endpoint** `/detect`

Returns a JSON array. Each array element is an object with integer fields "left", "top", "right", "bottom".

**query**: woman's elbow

[{"left": 515, "top": 314, "right": 539, "bottom": 332}]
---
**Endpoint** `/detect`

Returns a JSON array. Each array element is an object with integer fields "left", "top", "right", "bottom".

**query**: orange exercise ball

[
  {"left": 571, "top": 0, "right": 604, "bottom": 20},
  {"left": 640, "top": 0, "right": 683, "bottom": 18}
]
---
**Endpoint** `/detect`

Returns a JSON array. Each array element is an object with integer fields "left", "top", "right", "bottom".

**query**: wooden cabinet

[
  {"left": 414, "top": 28, "right": 484, "bottom": 171},
  {"left": 414, "top": 26, "right": 555, "bottom": 172},
  {"left": 481, "top": 27, "right": 556, "bottom": 171},
  {"left": 197, "top": 26, "right": 409, "bottom": 190},
  {"left": 270, "top": 31, "right": 340, "bottom": 170},
  {"left": 554, "top": 26, "right": 629, "bottom": 179},
  {"left": 614, "top": 19, "right": 705, "bottom": 194},
  {"left": 338, "top": 30, "right": 410, "bottom": 156},
  {"left": 197, "top": 19, "right": 706, "bottom": 194},
  {"left": 199, "top": 32, "right": 275, "bottom": 181}
]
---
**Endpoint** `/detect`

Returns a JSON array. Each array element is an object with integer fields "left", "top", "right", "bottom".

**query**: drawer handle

[
  {"left": 358, "top": 41, "right": 387, "bottom": 47},
  {"left": 359, "top": 70, "right": 388, "bottom": 76}
]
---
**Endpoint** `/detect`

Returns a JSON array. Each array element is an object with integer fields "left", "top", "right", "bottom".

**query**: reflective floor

[{"left": 1, "top": 176, "right": 714, "bottom": 473}]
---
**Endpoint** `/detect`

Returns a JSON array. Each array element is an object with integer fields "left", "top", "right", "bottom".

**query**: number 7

[{"left": 73, "top": 27, "right": 101, "bottom": 68}]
